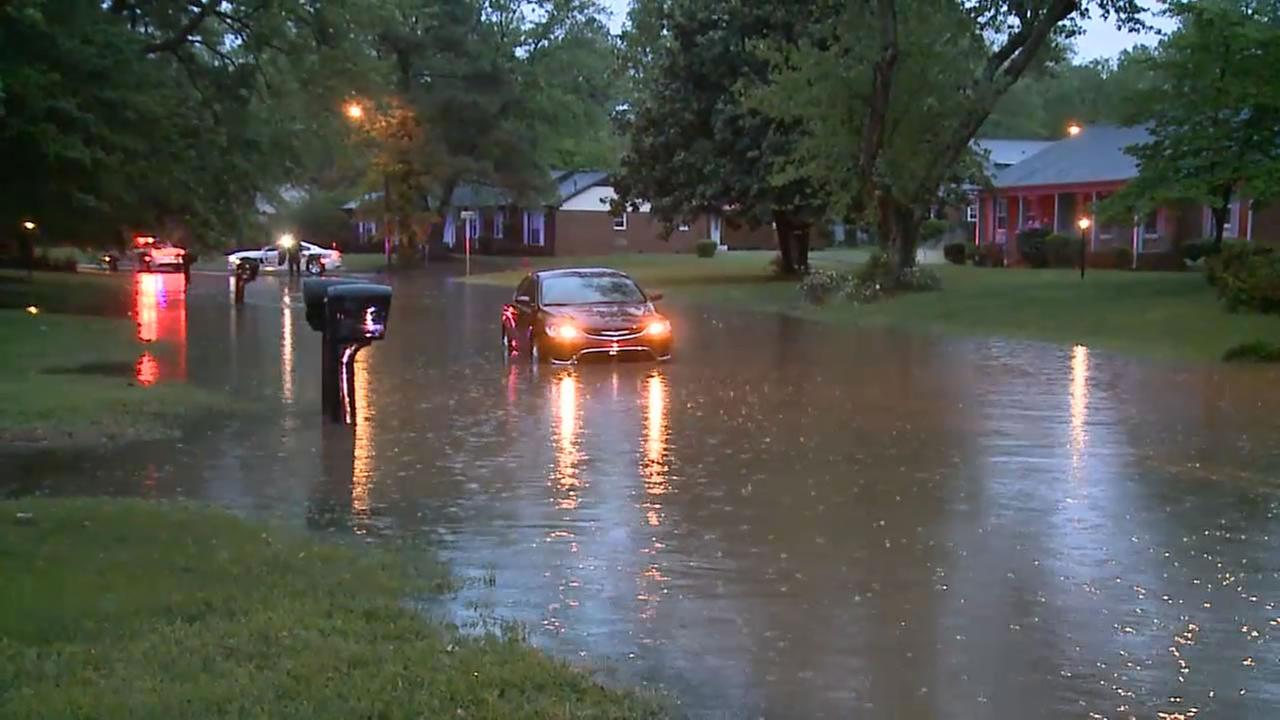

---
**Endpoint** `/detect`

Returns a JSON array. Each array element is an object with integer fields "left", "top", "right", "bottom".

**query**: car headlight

[
  {"left": 645, "top": 319, "right": 671, "bottom": 336},
  {"left": 546, "top": 322, "right": 581, "bottom": 340}
]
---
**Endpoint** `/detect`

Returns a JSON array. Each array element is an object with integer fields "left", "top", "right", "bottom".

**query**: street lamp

[
  {"left": 342, "top": 100, "right": 391, "bottom": 270},
  {"left": 1077, "top": 217, "right": 1092, "bottom": 279},
  {"left": 1067, "top": 122, "right": 1083, "bottom": 137},
  {"left": 344, "top": 101, "right": 364, "bottom": 121},
  {"left": 21, "top": 220, "right": 36, "bottom": 231}
]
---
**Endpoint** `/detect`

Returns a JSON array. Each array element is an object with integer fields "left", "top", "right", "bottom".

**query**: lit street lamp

[
  {"left": 21, "top": 220, "right": 37, "bottom": 231},
  {"left": 1077, "top": 216, "right": 1092, "bottom": 280},
  {"left": 344, "top": 101, "right": 364, "bottom": 121},
  {"left": 343, "top": 99, "right": 391, "bottom": 270},
  {"left": 1067, "top": 122, "right": 1083, "bottom": 137}
]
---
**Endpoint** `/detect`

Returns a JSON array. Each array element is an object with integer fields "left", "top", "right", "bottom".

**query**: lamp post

[
  {"left": 1077, "top": 217, "right": 1092, "bottom": 280},
  {"left": 344, "top": 100, "right": 391, "bottom": 271},
  {"left": 1067, "top": 122, "right": 1083, "bottom": 137},
  {"left": 18, "top": 220, "right": 38, "bottom": 278}
]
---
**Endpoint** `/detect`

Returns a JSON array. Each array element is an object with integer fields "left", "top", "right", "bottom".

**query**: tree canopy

[{"left": 1103, "top": 0, "right": 1280, "bottom": 246}]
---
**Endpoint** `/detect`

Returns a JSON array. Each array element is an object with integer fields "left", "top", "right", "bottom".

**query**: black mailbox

[
  {"left": 325, "top": 284, "right": 392, "bottom": 342},
  {"left": 301, "top": 277, "right": 393, "bottom": 425},
  {"left": 303, "top": 277, "right": 365, "bottom": 332}
]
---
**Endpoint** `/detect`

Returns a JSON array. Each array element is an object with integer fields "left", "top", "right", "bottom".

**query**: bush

[
  {"left": 1044, "top": 234, "right": 1082, "bottom": 268},
  {"left": 972, "top": 243, "right": 1005, "bottom": 268},
  {"left": 695, "top": 238, "right": 718, "bottom": 258},
  {"left": 943, "top": 242, "right": 968, "bottom": 265},
  {"left": 0, "top": 252, "right": 79, "bottom": 273},
  {"left": 896, "top": 265, "right": 942, "bottom": 292},
  {"left": 1214, "top": 251, "right": 1280, "bottom": 313},
  {"left": 1206, "top": 242, "right": 1269, "bottom": 289},
  {"left": 1223, "top": 340, "right": 1280, "bottom": 363},
  {"left": 1178, "top": 239, "right": 1218, "bottom": 264},
  {"left": 921, "top": 219, "right": 950, "bottom": 245},
  {"left": 1086, "top": 246, "right": 1133, "bottom": 270},
  {"left": 1015, "top": 227, "right": 1053, "bottom": 268},
  {"left": 800, "top": 269, "right": 849, "bottom": 305}
]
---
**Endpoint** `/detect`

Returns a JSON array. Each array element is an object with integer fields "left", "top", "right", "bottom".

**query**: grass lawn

[
  {"left": 0, "top": 271, "right": 230, "bottom": 446},
  {"left": 340, "top": 251, "right": 393, "bottom": 273},
  {"left": 463, "top": 252, "right": 1280, "bottom": 361},
  {"left": 0, "top": 499, "right": 663, "bottom": 719}
]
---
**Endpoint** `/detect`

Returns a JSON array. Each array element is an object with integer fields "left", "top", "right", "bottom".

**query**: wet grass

[
  {"left": 0, "top": 499, "right": 664, "bottom": 720},
  {"left": 464, "top": 255, "right": 1280, "bottom": 361},
  {"left": 0, "top": 271, "right": 229, "bottom": 447}
]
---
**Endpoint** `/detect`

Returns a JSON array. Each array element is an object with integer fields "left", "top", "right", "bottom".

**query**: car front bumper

[{"left": 546, "top": 332, "right": 672, "bottom": 364}]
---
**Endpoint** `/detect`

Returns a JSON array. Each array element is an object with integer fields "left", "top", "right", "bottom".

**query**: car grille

[{"left": 585, "top": 327, "right": 643, "bottom": 340}]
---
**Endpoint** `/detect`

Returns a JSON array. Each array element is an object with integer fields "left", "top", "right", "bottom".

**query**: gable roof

[
  {"left": 994, "top": 125, "right": 1151, "bottom": 189},
  {"left": 973, "top": 139, "right": 1055, "bottom": 170}
]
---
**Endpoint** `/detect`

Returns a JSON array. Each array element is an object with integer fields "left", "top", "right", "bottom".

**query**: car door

[{"left": 260, "top": 245, "right": 280, "bottom": 267}]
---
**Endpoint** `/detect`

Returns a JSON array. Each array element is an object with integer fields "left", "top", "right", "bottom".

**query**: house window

[
  {"left": 464, "top": 212, "right": 480, "bottom": 244},
  {"left": 493, "top": 212, "right": 504, "bottom": 239},
  {"left": 613, "top": 213, "right": 627, "bottom": 231},
  {"left": 677, "top": 221, "right": 691, "bottom": 231},
  {"left": 1142, "top": 210, "right": 1159, "bottom": 237},
  {"left": 966, "top": 205, "right": 978, "bottom": 223},
  {"left": 357, "top": 221, "right": 378, "bottom": 241},
  {"left": 524, "top": 210, "right": 545, "bottom": 247},
  {"left": 995, "top": 198, "right": 1008, "bottom": 231},
  {"left": 1206, "top": 203, "right": 1240, "bottom": 238}
]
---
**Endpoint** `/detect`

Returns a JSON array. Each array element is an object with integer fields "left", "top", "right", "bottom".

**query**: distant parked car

[
  {"left": 132, "top": 235, "right": 185, "bottom": 273},
  {"left": 225, "top": 241, "right": 342, "bottom": 275},
  {"left": 501, "top": 268, "right": 672, "bottom": 364}
]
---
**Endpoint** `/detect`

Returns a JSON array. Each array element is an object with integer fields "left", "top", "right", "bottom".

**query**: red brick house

[
  {"left": 441, "top": 170, "right": 779, "bottom": 256},
  {"left": 975, "top": 125, "right": 1280, "bottom": 263}
]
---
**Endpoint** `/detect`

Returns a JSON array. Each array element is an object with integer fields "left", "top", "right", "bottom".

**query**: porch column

[
  {"left": 973, "top": 198, "right": 980, "bottom": 246},
  {"left": 1053, "top": 194, "right": 1060, "bottom": 233},
  {"left": 1247, "top": 201, "right": 1255, "bottom": 243},
  {"left": 1017, "top": 195, "right": 1025, "bottom": 231},
  {"left": 1090, "top": 191, "right": 1098, "bottom": 250}
]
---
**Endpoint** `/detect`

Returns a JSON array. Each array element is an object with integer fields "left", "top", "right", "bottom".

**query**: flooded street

[{"left": 7, "top": 270, "right": 1280, "bottom": 718}]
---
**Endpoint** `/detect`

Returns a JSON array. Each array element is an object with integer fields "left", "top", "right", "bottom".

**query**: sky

[{"left": 598, "top": 0, "right": 1177, "bottom": 63}]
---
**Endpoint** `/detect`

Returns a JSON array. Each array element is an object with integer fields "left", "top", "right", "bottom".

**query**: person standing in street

[{"left": 286, "top": 237, "right": 302, "bottom": 276}]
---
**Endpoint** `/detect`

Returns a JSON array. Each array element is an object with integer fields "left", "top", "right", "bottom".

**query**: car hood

[{"left": 544, "top": 303, "right": 654, "bottom": 330}]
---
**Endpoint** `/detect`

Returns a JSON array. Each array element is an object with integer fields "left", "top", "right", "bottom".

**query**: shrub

[
  {"left": 921, "top": 219, "right": 950, "bottom": 245},
  {"left": 1178, "top": 239, "right": 1218, "bottom": 264},
  {"left": 1223, "top": 340, "right": 1280, "bottom": 363},
  {"left": 695, "top": 238, "right": 718, "bottom": 258},
  {"left": 1086, "top": 246, "right": 1133, "bottom": 270},
  {"left": 972, "top": 243, "right": 1005, "bottom": 268},
  {"left": 943, "top": 242, "right": 968, "bottom": 265},
  {"left": 1016, "top": 227, "right": 1052, "bottom": 268},
  {"left": 896, "top": 266, "right": 942, "bottom": 292},
  {"left": 0, "top": 252, "right": 79, "bottom": 273},
  {"left": 1044, "top": 234, "right": 1082, "bottom": 268},
  {"left": 800, "top": 269, "right": 849, "bottom": 305},
  {"left": 1216, "top": 252, "right": 1280, "bottom": 313},
  {"left": 1206, "top": 242, "right": 1269, "bottom": 289}
]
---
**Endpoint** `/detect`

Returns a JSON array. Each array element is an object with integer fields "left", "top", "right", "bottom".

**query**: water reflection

[
  {"left": 553, "top": 372, "right": 582, "bottom": 511},
  {"left": 132, "top": 272, "right": 187, "bottom": 383},
  {"left": 1070, "top": 344, "right": 1090, "bottom": 475},
  {"left": 642, "top": 371, "right": 670, "bottom": 526},
  {"left": 351, "top": 351, "right": 374, "bottom": 525},
  {"left": 281, "top": 292, "right": 295, "bottom": 404}
]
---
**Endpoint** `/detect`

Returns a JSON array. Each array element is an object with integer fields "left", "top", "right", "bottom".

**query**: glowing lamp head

[
  {"left": 1077, "top": 217, "right": 1092, "bottom": 231},
  {"left": 1067, "top": 122, "right": 1083, "bottom": 137},
  {"left": 546, "top": 322, "right": 581, "bottom": 340},
  {"left": 645, "top": 318, "right": 671, "bottom": 337},
  {"left": 25, "top": 305, "right": 39, "bottom": 315},
  {"left": 278, "top": 233, "right": 297, "bottom": 248},
  {"left": 344, "top": 101, "right": 364, "bottom": 120},
  {"left": 21, "top": 220, "right": 36, "bottom": 231}
]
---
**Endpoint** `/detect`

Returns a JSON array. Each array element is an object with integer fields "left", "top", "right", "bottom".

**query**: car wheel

[
  {"left": 501, "top": 329, "right": 514, "bottom": 362},
  {"left": 529, "top": 332, "right": 549, "bottom": 365},
  {"left": 306, "top": 256, "right": 324, "bottom": 276}
]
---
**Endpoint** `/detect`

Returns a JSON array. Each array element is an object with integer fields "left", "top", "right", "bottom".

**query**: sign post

[{"left": 460, "top": 210, "right": 477, "bottom": 276}]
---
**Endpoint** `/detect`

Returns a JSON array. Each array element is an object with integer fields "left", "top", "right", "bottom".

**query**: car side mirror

[
  {"left": 514, "top": 294, "right": 532, "bottom": 305},
  {"left": 649, "top": 292, "right": 664, "bottom": 302}
]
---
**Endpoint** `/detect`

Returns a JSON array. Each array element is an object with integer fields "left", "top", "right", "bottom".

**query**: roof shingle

[{"left": 994, "top": 125, "right": 1150, "bottom": 189}]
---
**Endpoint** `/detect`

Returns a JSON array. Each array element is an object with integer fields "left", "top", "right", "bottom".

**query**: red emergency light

[{"left": 134, "top": 235, "right": 157, "bottom": 246}]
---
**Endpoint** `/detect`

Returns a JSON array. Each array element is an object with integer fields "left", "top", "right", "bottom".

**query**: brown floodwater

[{"left": 6, "top": 269, "right": 1280, "bottom": 718}]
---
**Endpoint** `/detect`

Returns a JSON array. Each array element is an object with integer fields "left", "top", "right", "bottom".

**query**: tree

[
  {"left": 612, "top": 0, "right": 826, "bottom": 276},
  {"left": 1104, "top": 0, "right": 1280, "bottom": 248},
  {"left": 750, "top": 0, "right": 1143, "bottom": 275}
]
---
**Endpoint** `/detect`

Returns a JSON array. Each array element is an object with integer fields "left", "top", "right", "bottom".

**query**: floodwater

[{"left": 7, "top": 270, "right": 1280, "bottom": 719}]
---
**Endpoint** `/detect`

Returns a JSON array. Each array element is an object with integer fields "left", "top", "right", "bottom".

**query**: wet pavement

[{"left": 7, "top": 270, "right": 1280, "bottom": 718}]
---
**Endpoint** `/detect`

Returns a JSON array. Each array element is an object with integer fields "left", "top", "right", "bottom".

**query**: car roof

[{"left": 533, "top": 267, "right": 631, "bottom": 280}]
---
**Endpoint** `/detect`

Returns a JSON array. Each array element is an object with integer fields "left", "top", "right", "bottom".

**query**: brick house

[
  {"left": 350, "top": 170, "right": 783, "bottom": 256},
  {"left": 975, "top": 125, "right": 1280, "bottom": 263}
]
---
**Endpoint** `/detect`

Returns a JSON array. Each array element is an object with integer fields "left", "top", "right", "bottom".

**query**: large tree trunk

[
  {"left": 876, "top": 192, "right": 920, "bottom": 274},
  {"left": 772, "top": 211, "right": 812, "bottom": 275}
]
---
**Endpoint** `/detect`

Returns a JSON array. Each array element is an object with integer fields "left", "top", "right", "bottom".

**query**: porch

[{"left": 978, "top": 186, "right": 1171, "bottom": 262}]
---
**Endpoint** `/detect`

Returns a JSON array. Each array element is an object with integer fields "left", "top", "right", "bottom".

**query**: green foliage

[
  {"left": 695, "top": 239, "right": 718, "bottom": 258},
  {"left": 973, "top": 243, "right": 1006, "bottom": 268},
  {"left": 944, "top": 242, "right": 968, "bottom": 265},
  {"left": 1016, "top": 227, "right": 1053, "bottom": 267},
  {"left": 1044, "top": 234, "right": 1082, "bottom": 268},
  {"left": 920, "top": 218, "right": 951, "bottom": 244},
  {"left": 1207, "top": 244, "right": 1280, "bottom": 313},
  {"left": 0, "top": 498, "right": 664, "bottom": 719},
  {"left": 1222, "top": 340, "right": 1280, "bottom": 363},
  {"left": 800, "top": 269, "right": 848, "bottom": 305},
  {"left": 983, "top": 50, "right": 1157, "bottom": 139}
]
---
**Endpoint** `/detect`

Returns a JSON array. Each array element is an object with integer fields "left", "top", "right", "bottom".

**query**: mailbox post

[{"left": 303, "top": 278, "right": 393, "bottom": 424}]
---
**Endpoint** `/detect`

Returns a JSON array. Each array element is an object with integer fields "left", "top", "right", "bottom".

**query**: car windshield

[{"left": 540, "top": 274, "right": 645, "bottom": 306}]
